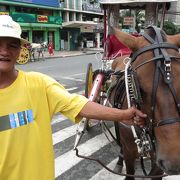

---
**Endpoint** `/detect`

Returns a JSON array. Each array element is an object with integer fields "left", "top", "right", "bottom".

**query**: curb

[{"left": 44, "top": 51, "right": 102, "bottom": 59}]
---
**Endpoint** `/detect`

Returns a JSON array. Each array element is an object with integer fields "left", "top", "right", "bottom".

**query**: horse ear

[
  {"left": 113, "top": 27, "right": 138, "bottom": 51},
  {"left": 168, "top": 34, "right": 180, "bottom": 48}
]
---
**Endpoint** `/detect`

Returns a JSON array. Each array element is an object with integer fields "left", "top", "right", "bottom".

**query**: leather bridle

[{"left": 131, "top": 26, "right": 180, "bottom": 128}]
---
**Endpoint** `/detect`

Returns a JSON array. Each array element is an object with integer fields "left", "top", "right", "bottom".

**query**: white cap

[{"left": 0, "top": 15, "right": 29, "bottom": 45}]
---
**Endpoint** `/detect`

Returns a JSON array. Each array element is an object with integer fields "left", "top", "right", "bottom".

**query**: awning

[
  {"left": 63, "top": 21, "right": 98, "bottom": 33},
  {"left": 19, "top": 23, "right": 61, "bottom": 28},
  {"left": 62, "top": 21, "right": 97, "bottom": 28}
]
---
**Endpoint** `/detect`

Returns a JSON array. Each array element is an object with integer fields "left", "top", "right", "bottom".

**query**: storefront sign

[
  {"left": 5, "top": 0, "right": 59, "bottom": 7},
  {"left": 11, "top": 12, "right": 36, "bottom": 23},
  {"left": 10, "top": 12, "right": 62, "bottom": 25},
  {"left": 82, "top": 3, "right": 102, "bottom": 13},
  {"left": 81, "top": 25, "right": 95, "bottom": 33},
  {"left": 37, "top": 15, "right": 48, "bottom": 23},
  {"left": 123, "top": 16, "right": 134, "bottom": 26},
  {"left": 49, "top": 16, "right": 62, "bottom": 25}
]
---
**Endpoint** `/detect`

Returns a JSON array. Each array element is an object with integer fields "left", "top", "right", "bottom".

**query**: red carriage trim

[{"left": 107, "top": 34, "right": 132, "bottom": 59}]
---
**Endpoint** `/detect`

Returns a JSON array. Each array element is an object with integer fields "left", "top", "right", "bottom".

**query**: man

[{"left": 0, "top": 15, "right": 146, "bottom": 180}]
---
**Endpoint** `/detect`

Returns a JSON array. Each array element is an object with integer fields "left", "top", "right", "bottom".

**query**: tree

[
  {"left": 163, "top": 21, "right": 179, "bottom": 35},
  {"left": 135, "top": 10, "right": 145, "bottom": 33}
]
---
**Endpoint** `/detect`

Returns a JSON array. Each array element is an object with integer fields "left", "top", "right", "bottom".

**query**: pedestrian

[
  {"left": 0, "top": 15, "right": 147, "bottom": 180},
  {"left": 48, "top": 41, "right": 54, "bottom": 55}
]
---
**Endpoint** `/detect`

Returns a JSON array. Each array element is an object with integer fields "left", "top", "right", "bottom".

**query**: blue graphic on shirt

[
  {"left": 18, "top": 112, "right": 25, "bottom": 125},
  {"left": 8, "top": 109, "right": 34, "bottom": 129},
  {"left": 9, "top": 114, "right": 17, "bottom": 128},
  {"left": 26, "top": 110, "right": 33, "bottom": 123}
]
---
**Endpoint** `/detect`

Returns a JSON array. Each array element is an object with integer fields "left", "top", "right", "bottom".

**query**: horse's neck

[{"left": 112, "top": 55, "right": 129, "bottom": 71}]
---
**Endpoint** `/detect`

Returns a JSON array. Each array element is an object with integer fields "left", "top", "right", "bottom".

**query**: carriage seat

[{"left": 107, "top": 34, "right": 132, "bottom": 60}]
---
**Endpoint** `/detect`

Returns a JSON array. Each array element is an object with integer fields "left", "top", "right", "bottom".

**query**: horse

[
  {"left": 108, "top": 26, "right": 180, "bottom": 180},
  {"left": 29, "top": 42, "right": 47, "bottom": 61}
]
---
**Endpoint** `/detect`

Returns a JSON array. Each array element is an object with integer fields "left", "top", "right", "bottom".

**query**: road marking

[
  {"left": 54, "top": 127, "right": 115, "bottom": 178},
  {"left": 51, "top": 114, "right": 67, "bottom": 125},
  {"left": 66, "top": 87, "right": 78, "bottom": 91},
  {"left": 89, "top": 158, "right": 123, "bottom": 180},
  {"left": 52, "top": 118, "right": 100, "bottom": 145},
  {"left": 70, "top": 73, "right": 85, "bottom": 77},
  {"left": 62, "top": 77, "right": 84, "bottom": 82},
  {"left": 35, "top": 65, "right": 57, "bottom": 69},
  {"left": 52, "top": 123, "right": 78, "bottom": 145}
]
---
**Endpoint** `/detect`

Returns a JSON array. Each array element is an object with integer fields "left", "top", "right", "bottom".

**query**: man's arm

[{"left": 78, "top": 101, "right": 147, "bottom": 126}]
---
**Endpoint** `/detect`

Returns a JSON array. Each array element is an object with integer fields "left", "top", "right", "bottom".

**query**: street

[{"left": 16, "top": 55, "right": 180, "bottom": 180}]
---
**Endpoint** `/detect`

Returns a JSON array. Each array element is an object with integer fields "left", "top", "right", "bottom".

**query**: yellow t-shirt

[{"left": 0, "top": 70, "right": 88, "bottom": 180}]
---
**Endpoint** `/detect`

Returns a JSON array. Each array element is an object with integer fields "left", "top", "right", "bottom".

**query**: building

[
  {"left": 0, "top": 0, "right": 63, "bottom": 51},
  {"left": 60, "top": 0, "right": 104, "bottom": 50},
  {"left": 0, "top": 0, "right": 104, "bottom": 51},
  {"left": 166, "top": 0, "right": 180, "bottom": 26}
]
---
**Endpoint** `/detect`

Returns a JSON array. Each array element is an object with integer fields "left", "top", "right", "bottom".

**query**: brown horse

[{"left": 108, "top": 26, "right": 180, "bottom": 179}]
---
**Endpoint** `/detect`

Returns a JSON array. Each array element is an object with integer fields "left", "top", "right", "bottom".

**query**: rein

[{"left": 74, "top": 148, "right": 168, "bottom": 179}]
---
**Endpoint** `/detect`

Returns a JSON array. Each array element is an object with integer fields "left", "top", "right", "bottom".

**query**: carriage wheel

[
  {"left": 85, "top": 63, "right": 93, "bottom": 98},
  {"left": 16, "top": 47, "right": 30, "bottom": 65},
  {"left": 84, "top": 63, "right": 94, "bottom": 131}
]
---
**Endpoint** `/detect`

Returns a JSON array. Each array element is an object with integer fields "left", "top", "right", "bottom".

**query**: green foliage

[{"left": 163, "top": 21, "right": 179, "bottom": 35}]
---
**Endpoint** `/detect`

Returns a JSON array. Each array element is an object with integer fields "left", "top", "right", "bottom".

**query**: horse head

[
  {"left": 113, "top": 26, "right": 180, "bottom": 175},
  {"left": 41, "top": 42, "right": 47, "bottom": 48}
]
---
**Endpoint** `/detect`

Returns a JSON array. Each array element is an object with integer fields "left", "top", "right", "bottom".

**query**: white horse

[{"left": 30, "top": 42, "right": 47, "bottom": 61}]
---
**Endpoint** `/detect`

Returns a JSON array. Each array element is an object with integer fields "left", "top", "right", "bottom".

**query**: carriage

[
  {"left": 74, "top": 0, "right": 180, "bottom": 179},
  {"left": 16, "top": 42, "right": 47, "bottom": 64}
]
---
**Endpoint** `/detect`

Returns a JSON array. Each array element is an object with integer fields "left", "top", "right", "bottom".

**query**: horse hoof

[{"left": 113, "top": 164, "right": 123, "bottom": 173}]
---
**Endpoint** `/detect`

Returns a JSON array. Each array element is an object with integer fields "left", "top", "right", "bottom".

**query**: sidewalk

[{"left": 44, "top": 48, "right": 104, "bottom": 59}]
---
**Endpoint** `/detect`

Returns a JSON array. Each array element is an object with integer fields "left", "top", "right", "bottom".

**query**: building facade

[
  {"left": 166, "top": 0, "right": 180, "bottom": 26},
  {"left": 0, "top": 0, "right": 104, "bottom": 51},
  {"left": 0, "top": 0, "right": 63, "bottom": 51},
  {"left": 59, "top": 0, "right": 104, "bottom": 50}
]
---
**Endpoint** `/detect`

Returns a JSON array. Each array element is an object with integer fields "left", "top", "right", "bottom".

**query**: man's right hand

[{"left": 121, "top": 107, "right": 147, "bottom": 127}]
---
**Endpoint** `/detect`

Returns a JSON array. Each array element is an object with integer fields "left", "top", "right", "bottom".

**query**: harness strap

[
  {"left": 150, "top": 26, "right": 172, "bottom": 67},
  {"left": 150, "top": 45, "right": 162, "bottom": 120},
  {"left": 159, "top": 66, "right": 180, "bottom": 115},
  {"left": 134, "top": 55, "right": 177, "bottom": 70},
  {"left": 155, "top": 117, "right": 180, "bottom": 127},
  {"left": 131, "top": 43, "right": 179, "bottom": 62},
  {"left": 142, "top": 33, "right": 155, "bottom": 44},
  {"left": 114, "top": 122, "right": 121, "bottom": 146}
]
